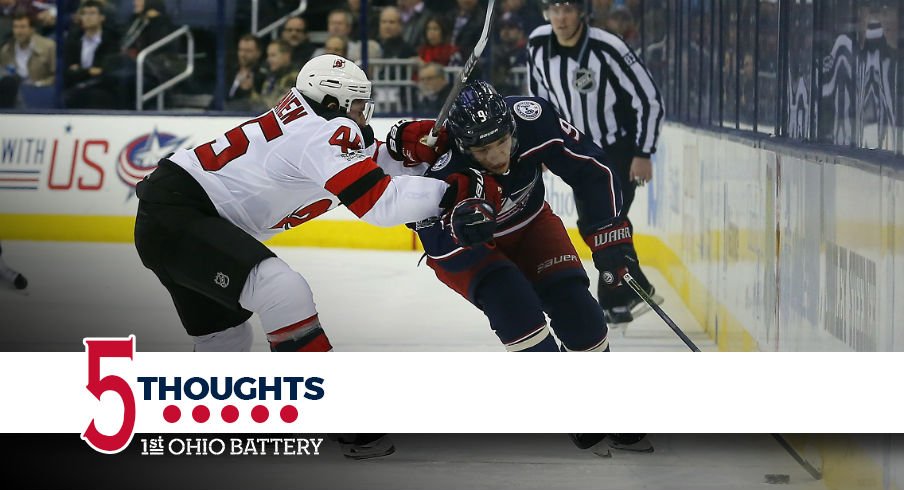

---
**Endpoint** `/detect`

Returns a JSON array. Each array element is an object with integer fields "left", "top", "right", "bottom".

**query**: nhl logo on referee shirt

[
  {"left": 513, "top": 100, "right": 543, "bottom": 121},
  {"left": 573, "top": 68, "right": 597, "bottom": 93}
]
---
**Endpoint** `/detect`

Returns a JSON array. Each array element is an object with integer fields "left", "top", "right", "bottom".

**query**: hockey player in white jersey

[{"left": 134, "top": 54, "right": 487, "bottom": 355}]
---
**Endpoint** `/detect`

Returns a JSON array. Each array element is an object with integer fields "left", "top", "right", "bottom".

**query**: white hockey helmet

[{"left": 296, "top": 54, "right": 374, "bottom": 124}]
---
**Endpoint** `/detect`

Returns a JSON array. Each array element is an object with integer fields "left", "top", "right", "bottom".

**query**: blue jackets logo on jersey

[
  {"left": 513, "top": 100, "right": 543, "bottom": 121},
  {"left": 432, "top": 151, "right": 452, "bottom": 171}
]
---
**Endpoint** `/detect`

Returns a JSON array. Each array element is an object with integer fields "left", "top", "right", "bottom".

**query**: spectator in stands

[
  {"left": 590, "top": 0, "right": 613, "bottom": 29},
  {"left": 1, "top": 0, "right": 54, "bottom": 38},
  {"left": 323, "top": 9, "right": 355, "bottom": 51},
  {"left": 501, "top": 0, "right": 544, "bottom": 35},
  {"left": 63, "top": 0, "right": 118, "bottom": 36},
  {"left": 110, "top": 0, "right": 176, "bottom": 108},
  {"left": 398, "top": 0, "right": 429, "bottom": 48},
  {"left": 225, "top": 34, "right": 266, "bottom": 110},
  {"left": 0, "top": 0, "right": 15, "bottom": 43},
  {"left": 0, "top": 11, "right": 54, "bottom": 107},
  {"left": 120, "top": 0, "right": 172, "bottom": 59},
  {"left": 0, "top": 10, "right": 53, "bottom": 85},
  {"left": 605, "top": 4, "right": 638, "bottom": 48},
  {"left": 448, "top": 0, "right": 485, "bottom": 57},
  {"left": 378, "top": 6, "right": 416, "bottom": 59},
  {"left": 417, "top": 61, "right": 450, "bottom": 114},
  {"left": 280, "top": 16, "right": 315, "bottom": 67},
  {"left": 418, "top": 15, "right": 457, "bottom": 66},
  {"left": 342, "top": 0, "right": 362, "bottom": 38},
  {"left": 492, "top": 12, "right": 528, "bottom": 95},
  {"left": 314, "top": 8, "right": 381, "bottom": 65},
  {"left": 322, "top": 34, "right": 348, "bottom": 58},
  {"left": 32, "top": 2, "right": 55, "bottom": 37},
  {"left": 252, "top": 39, "right": 295, "bottom": 109},
  {"left": 63, "top": 0, "right": 119, "bottom": 109}
]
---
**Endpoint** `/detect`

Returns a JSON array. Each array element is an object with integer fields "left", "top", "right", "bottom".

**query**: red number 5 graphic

[{"left": 81, "top": 336, "right": 136, "bottom": 454}]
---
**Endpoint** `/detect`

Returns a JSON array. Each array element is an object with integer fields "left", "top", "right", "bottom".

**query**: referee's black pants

[{"left": 579, "top": 140, "right": 655, "bottom": 309}]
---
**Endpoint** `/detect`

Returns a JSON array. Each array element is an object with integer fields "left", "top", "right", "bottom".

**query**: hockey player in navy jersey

[
  {"left": 410, "top": 80, "right": 653, "bottom": 453},
  {"left": 414, "top": 80, "right": 643, "bottom": 354}
]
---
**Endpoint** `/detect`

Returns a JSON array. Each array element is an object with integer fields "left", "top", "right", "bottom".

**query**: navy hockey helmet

[{"left": 447, "top": 81, "right": 515, "bottom": 154}]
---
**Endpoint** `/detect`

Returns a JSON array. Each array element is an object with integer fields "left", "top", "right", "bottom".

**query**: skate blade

[
  {"left": 630, "top": 294, "right": 664, "bottom": 318},
  {"left": 591, "top": 446, "right": 613, "bottom": 458}
]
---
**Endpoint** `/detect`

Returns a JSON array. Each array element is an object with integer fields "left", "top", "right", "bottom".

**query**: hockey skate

[
  {"left": 605, "top": 285, "right": 663, "bottom": 327},
  {"left": 335, "top": 434, "right": 396, "bottom": 460},
  {"left": 603, "top": 305, "right": 633, "bottom": 326},
  {"left": 626, "top": 285, "right": 664, "bottom": 319},
  {"left": 0, "top": 244, "right": 27, "bottom": 290},
  {"left": 607, "top": 433, "right": 654, "bottom": 453},
  {"left": 568, "top": 434, "right": 612, "bottom": 458}
]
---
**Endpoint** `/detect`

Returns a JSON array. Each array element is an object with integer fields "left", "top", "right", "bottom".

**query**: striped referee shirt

[{"left": 527, "top": 24, "right": 664, "bottom": 158}]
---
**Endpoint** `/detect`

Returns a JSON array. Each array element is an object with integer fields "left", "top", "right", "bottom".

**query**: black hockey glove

[
  {"left": 446, "top": 198, "right": 497, "bottom": 247},
  {"left": 584, "top": 217, "right": 639, "bottom": 289},
  {"left": 439, "top": 168, "right": 501, "bottom": 248}
]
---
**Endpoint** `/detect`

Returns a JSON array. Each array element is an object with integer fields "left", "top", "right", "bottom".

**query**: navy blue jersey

[{"left": 419, "top": 96, "right": 624, "bottom": 265}]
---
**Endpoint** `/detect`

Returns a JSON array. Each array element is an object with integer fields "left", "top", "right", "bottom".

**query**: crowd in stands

[{"left": 0, "top": 0, "right": 642, "bottom": 113}]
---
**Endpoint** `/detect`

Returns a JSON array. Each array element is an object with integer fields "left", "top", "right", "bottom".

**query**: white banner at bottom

[{"left": 2, "top": 339, "right": 900, "bottom": 450}]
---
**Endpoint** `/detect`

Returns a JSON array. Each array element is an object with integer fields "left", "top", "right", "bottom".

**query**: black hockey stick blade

[
  {"left": 425, "top": 0, "right": 497, "bottom": 146},
  {"left": 623, "top": 273, "right": 701, "bottom": 352},
  {"left": 771, "top": 434, "right": 823, "bottom": 480}
]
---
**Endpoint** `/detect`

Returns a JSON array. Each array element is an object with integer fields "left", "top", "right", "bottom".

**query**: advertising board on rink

[
  {"left": 0, "top": 115, "right": 245, "bottom": 215},
  {"left": 0, "top": 115, "right": 401, "bottom": 219}
]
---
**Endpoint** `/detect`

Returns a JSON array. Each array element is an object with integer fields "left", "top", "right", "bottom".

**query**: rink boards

[{"left": 2, "top": 114, "right": 901, "bottom": 353}]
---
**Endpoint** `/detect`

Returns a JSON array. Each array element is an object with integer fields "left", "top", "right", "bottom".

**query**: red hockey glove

[
  {"left": 386, "top": 119, "right": 449, "bottom": 166},
  {"left": 439, "top": 168, "right": 502, "bottom": 212},
  {"left": 584, "top": 217, "right": 639, "bottom": 289}
]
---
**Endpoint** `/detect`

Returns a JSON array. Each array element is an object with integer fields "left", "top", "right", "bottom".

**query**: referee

[{"left": 527, "top": 0, "right": 664, "bottom": 325}]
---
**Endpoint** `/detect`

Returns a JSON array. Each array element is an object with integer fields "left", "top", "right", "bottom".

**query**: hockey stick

[
  {"left": 624, "top": 274, "right": 822, "bottom": 479},
  {"left": 623, "top": 273, "right": 700, "bottom": 352},
  {"left": 771, "top": 434, "right": 823, "bottom": 480},
  {"left": 424, "top": 0, "right": 497, "bottom": 147}
]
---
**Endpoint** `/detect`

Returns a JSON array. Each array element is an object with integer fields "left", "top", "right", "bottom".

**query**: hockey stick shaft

[
  {"left": 771, "top": 434, "right": 823, "bottom": 480},
  {"left": 624, "top": 275, "right": 821, "bottom": 478},
  {"left": 424, "top": 0, "right": 497, "bottom": 147},
  {"left": 622, "top": 273, "right": 700, "bottom": 352}
]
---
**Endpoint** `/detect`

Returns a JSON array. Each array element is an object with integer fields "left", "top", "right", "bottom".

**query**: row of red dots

[{"left": 162, "top": 405, "right": 298, "bottom": 423}]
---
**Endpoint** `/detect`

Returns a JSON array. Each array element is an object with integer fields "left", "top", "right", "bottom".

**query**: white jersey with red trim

[{"left": 168, "top": 88, "right": 446, "bottom": 241}]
